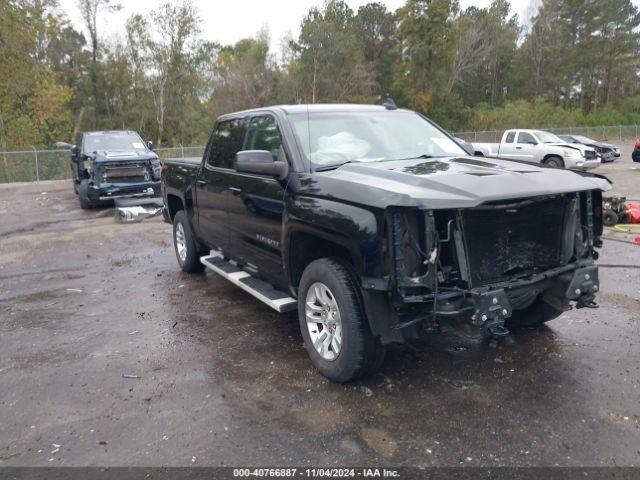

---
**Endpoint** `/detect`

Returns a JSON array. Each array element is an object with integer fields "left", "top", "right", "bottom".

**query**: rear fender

[{"left": 163, "top": 168, "right": 197, "bottom": 223}]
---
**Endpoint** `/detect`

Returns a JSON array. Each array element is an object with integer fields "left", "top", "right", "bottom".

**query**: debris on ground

[
  {"left": 115, "top": 205, "right": 162, "bottom": 223},
  {"left": 450, "top": 380, "right": 481, "bottom": 390},
  {"left": 122, "top": 373, "right": 142, "bottom": 379},
  {"left": 360, "top": 386, "right": 373, "bottom": 397}
]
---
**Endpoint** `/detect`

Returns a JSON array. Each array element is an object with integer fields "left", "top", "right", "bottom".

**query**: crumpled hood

[
  {"left": 307, "top": 156, "right": 611, "bottom": 209},
  {"left": 547, "top": 142, "right": 594, "bottom": 154},
  {"left": 92, "top": 150, "right": 158, "bottom": 163},
  {"left": 591, "top": 141, "right": 619, "bottom": 150}
]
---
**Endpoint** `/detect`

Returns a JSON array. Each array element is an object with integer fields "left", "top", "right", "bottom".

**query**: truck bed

[
  {"left": 471, "top": 142, "right": 501, "bottom": 157},
  {"left": 164, "top": 157, "right": 201, "bottom": 166}
]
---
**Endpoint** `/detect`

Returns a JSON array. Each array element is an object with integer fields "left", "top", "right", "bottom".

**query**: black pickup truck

[
  {"left": 58, "top": 130, "right": 162, "bottom": 209},
  {"left": 162, "top": 104, "right": 610, "bottom": 382}
]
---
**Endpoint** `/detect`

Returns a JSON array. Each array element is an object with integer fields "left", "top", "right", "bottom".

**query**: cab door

[
  {"left": 225, "top": 114, "right": 288, "bottom": 286},
  {"left": 195, "top": 117, "right": 247, "bottom": 252},
  {"left": 512, "top": 131, "right": 539, "bottom": 162},
  {"left": 496, "top": 131, "right": 518, "bottom": 159}
]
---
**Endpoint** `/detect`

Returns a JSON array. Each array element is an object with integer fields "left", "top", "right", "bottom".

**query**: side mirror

[
  {"left": 55, "top": 141, "right": 73, "bottom": 149},
  {"left": 147, "top": 141, "right": 155, "bottom": 151},
  {"left": 235, "top": 150, "right": 288, "bottom": 179},
  {"left": 527, "top": 140, "right": 538, "bottom": 145},
  {"left": 70, "top": 145, "right": 80, "bottom": 162}
]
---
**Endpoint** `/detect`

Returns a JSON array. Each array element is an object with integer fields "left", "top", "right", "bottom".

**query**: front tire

[
  {"left": 173, "top": 210, "right": 205, "bottom": 273},
  {"left": 544, "top": 156, "right": 565, "bottom": 168},
  {"left": 78, "top": 179, "right": 94, "bottom": 209},
  {"left": 603, "top": 209, "right": 618, "bottom": 227},
  {"left": 298, "top": 258, "right": 384, "bottom": 382},
  {"left": 505, "top": 298, "right": 563, "bottom": 328}
]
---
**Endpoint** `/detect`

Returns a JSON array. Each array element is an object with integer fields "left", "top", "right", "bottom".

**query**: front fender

[{"left": 284, "top": 196, "right": 382, "bottom": 279}]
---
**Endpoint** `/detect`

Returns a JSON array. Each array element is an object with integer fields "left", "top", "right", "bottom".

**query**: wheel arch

[
  {"left": 283, "top": 198, "right": 382, "bottom": 291},
  {"left": 543, "top": 154, "right": 565, "bottom": 166},
  {"left": 165, "top": 193, "right": 184, "bottom": 222},
  {"left": 286, "top": 229, "right": 358, "bottom": 289}
]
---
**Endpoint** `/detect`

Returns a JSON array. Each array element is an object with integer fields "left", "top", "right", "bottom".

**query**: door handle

[
  {"left": 229, "top": 187, "right": 242, "bottom": 195},
  {"left": 516, "top": 147, "right": 523, "bottom": 149}
]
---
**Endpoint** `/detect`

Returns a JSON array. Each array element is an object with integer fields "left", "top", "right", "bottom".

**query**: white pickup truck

[{"left": 472, "top": 129, "right": 600, "bottom": 170}]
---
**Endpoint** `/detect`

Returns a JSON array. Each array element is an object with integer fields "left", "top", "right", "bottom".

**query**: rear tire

[
  {"left": 298, "top": 258, "right": 385, "bottom": 382},
  {"left": 505, "top": 298, "right": 563, "bottom": 328},
  {"left": 78, "top": 179, "right": 94, "bottom": 209},
  {"left": 543, "top": 156, "right": 565, "bottom": 168},
  {"left": 173, "top": 210, "right": 206, "bottom": 273}
]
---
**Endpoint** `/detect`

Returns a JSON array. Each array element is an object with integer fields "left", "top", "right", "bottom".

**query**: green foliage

[
  {"left": 290, "top": 1, "right": 378, "bottom": 103},
  {"left": 465, "top": 98, "right": 640, "bottom": 131},
  {"left": 2, "top": 0, "right": 640, "bottom": 154},
  {"left": 0, "top": 1, "right": 73, "bottom": 149}
]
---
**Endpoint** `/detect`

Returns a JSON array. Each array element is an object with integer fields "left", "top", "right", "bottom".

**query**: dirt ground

[{"left": 1, "top": 146, "right": 639, "bottom": 467}]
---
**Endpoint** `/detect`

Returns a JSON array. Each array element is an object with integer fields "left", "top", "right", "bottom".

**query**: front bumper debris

[{"left": 90, "top": 181, "right": 160, "bottom": 201}]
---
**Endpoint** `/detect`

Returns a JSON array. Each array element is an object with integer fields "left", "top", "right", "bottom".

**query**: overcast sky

[{"left": 56, "top": 0, "right": 539, "bottom": 52}]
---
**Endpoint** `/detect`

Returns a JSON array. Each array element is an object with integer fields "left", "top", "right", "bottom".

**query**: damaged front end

[
  {"left": 384, "top": 190, "right": 603, "bottom": 345},
  {"left": 88, "top": 157, "right": 162, "bottom": 201}
]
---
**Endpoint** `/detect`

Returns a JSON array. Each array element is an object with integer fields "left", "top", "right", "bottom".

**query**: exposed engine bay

[{"left": 384, "top": 189, "right": 603, "bottom": 344}]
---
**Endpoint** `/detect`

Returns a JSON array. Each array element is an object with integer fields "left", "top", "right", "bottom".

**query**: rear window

[
  {"left": 505, "top": 132, "right": 516, "bottom": 143},
  {"left": 206, "top": 118, "right": 247, "bottom": 169}
]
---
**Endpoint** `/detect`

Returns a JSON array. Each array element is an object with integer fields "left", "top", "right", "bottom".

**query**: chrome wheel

[
  {"left": 305, "top": 282, "right": 342, "bottom": 361},
  {"left": 175, "top": 222, "right": 187, "bottom": 263}
]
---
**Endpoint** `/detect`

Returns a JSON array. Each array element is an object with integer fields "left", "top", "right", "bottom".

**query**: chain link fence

[
  {"left": 0, "top": 145, "right": 206, "bottom": 184},
  {"left": 1, "top": 125, "right": 639, "bottom": 183},
  {"left": 453, "top": 125, "right": 640, "bottom": 143}
]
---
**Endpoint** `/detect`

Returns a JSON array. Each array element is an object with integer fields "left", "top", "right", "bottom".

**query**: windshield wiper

[{"left": 315, "top": 161, "right": 355, "bottom": 172}]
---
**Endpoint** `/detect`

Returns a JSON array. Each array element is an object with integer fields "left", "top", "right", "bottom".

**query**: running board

[{"left": 200, "top": 252, "right": 297, "bottom": 313}]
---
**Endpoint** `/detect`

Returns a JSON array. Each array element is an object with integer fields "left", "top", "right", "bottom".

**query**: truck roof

[
  {"left": 507, "top": 128, "right": 551, "bottom": 134},
  {"left": 220, "top": 103, "right": 412, "bottom": 118},
  {"left": 83, "top": 130, "right": 139, "bottom": 136}
]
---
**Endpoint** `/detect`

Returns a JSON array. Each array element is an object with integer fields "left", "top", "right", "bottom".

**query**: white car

[{"left": 472, "top": 129, "right": 600, "bottom": 170}]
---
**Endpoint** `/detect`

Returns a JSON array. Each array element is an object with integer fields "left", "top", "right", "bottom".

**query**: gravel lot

[{"left": 0, "top": 146, "right": 639, "bottom": 467}]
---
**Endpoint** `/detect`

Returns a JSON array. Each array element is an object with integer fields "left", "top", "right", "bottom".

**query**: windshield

[
  {"left": 289, "top": 110, "right": 467, "bottom": 168},
  {"left": 574, "top": 135, "right": 596, "bottom": 144},
  {"left": 535, "top": 131, "right": 564, "bottom": 144},
  {"left": 83, "top": 132, "right": 147, "bottom": 153}
]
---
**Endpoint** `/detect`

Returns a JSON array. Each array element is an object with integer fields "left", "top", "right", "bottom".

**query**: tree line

[{"left": 2, "top": 0, "right": 640, "bottom": 149}]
